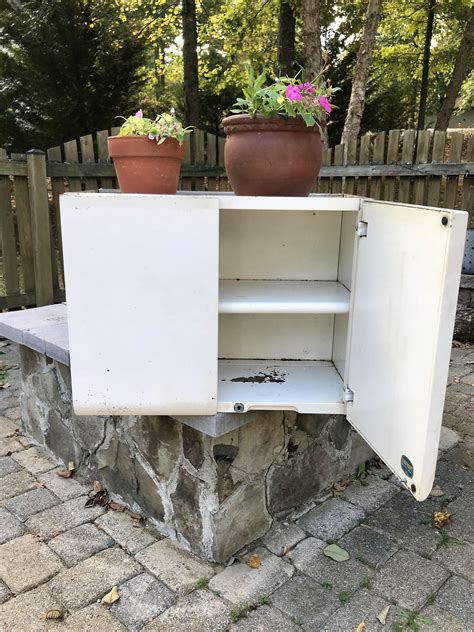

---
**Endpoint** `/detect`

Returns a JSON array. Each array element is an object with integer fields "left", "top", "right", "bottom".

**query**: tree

[
  {"left": 301, "top": 0, "right": 322, "bottom": 79},
  {"left": 182, "top": 0, "right": 200, "bottom": 130},
  {"left": 0, "top": 0, "right": 146, "bottom": 151},
  {"left": 278, "top": 0, "right": 296, "bottom": 75},
  {"left": 341, "top": 0, "right": 383, "bottom": 145},
  {"left": 417, "top": 0, "right": 436, "bottom": 129},
  {"left": 435, "top": 4, "right": 474, "bottom": 130}
]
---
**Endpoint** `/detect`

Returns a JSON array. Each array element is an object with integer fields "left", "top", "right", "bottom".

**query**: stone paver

[
  {"left": 322, "top": 588, "right": 389, "bottom": 631},
  {"left": 25, "top": 494, "right": 106, "bottom": 539},
  {"left": 338, "top": 525, "right": 399, "bottom": 568},
  {"left": 372, "top": 549, "right": 450, "bottom": 611},
  {"left": 419, "top": 605, "right": 470, "bottom": 631},
  {"left": 208, "top": 547, "right": 293, "bottom": 606},
  {"left": 59, "top": 604, "right": 128, "bottom": 631},
  {"left": 431, "top": 541, "right": 474, "bottom": 581},
  {"left": 341, "top": 475, "right": 398, "bottom": 512},
  {"left": 0, "top": 437, "right": 23, "bottom": 457},
  {"left": 0, "top": 456, "right": 21, "bottom": 478},
  {"left": 11, "top": 446, "right": 57, "bottom": 475},
  {"left": 0, "top": 533, "right": 64, "bottom": 593},
  {"left": 110, "top": 573, "right": 176, "bottom": 630},
  {"left": 262, "top": 520, "right": 306, "bottom": 556},
  {"left": 288, "top": 536, "right": 373, "bottom": 592},
  {"left": 0, "top": 418, "right": 19, "bottom": 439},
  {"left": 439, "top": 426, "right": 462, "bottom": 452},
  {"left": 0, "top": 584, "right": 64, "bottom": 631},
  {"left": 144, "top": 589, "right": 230, "bottom": 631},
  {"left": 96, "top": 510, "right": 157, "bottom": 554},
  {"left": 298, "top": 498, "right": 365, "bottom": 541},
  {"left": 0, "top": 508, "right": 25, "bottom": 544},
  {"left": 230, "top": 604, "right": 300, "bottom": 631},
  {"left": 0, "top": 581, "right": 11, "bottom": 605},
  {"left": 0, "top": 469, "right": 35, "bottom": 502},
  {"left": 4, "top": 487, "right": 60, "bottom": 521},
  {"left": 39, "top": 468, "right": 91, "bottom": 500},
  {"left": 435, "top": 460, "right": 473, "bottom": 487},
  {"left": 48, "top": 546, "right": 141, "bottom": 610},
  {"left": 445, "top": 493, "right": 474, "bottom": 542},
  {"left": 270, "top": 573, "right": 339, "bottom": 628},
  {"left": 136, "top": 539, "right": 216, "bottom": 595},
  {"left": 48, "top": 522, "right": 115, "bottom": 566},
  {"left": 435, "top": 575, "right": 474, "bottom": 627}
]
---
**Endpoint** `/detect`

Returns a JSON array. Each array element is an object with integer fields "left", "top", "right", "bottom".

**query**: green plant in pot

[
  {"left": 108, "top": 110, "right": 192, "bottom": 194},
  {"left": 223, "top": 64, "right": 337, "bottom": 197}
]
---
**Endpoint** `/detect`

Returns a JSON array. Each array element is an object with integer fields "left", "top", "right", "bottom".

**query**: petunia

[
  {"left": 301, "top": 82, "right": 316, "bottom": 94},
  {"left": 285, "top": 85, "right": 303, "bottom": 102},
  {"left": 318, "top": 96, "right": 331, "bottom": 113},
  {"left": 135, "top": 109, "right": 143, "bottom": 118}
]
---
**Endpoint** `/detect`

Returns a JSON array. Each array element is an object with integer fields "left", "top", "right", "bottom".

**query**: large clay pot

[
  {"left": 108, "top": 135, "right": 185, "bottom": 194},
  {"left": 222, "top": 114, "right": 322, "bottom": 196}
]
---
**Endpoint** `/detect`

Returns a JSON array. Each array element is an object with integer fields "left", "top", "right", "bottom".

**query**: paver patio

[{"left": 0, "top": 341, "right": 472, "bottom": 631}]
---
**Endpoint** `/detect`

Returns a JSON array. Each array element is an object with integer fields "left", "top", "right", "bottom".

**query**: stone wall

[
  {"left": 19, "top": 345, "right": 373, "bottom": 563},
  {"left": 455, "top": 275, "right": 473, "bottom": 342}
]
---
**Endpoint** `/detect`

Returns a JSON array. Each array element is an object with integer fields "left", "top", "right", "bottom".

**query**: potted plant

[
  {"left": 222, "top": 65, "right": 336, "bottom": 196},
  {"left": 108, "top": 110, "right": 192, "bottom": 194}
]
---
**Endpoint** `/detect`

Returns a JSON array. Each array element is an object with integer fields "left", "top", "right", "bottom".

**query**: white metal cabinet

[{"left": 60, "top": 192, "right": 467, "bottom": 500}]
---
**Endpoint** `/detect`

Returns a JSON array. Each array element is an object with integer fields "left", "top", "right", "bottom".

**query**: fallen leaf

[
  {"left": 281, "top": 544, "right": 289, "bottom": 556},
  {"left": 356, "top": 623, "right": 365, "bottom": 632},
  {"left": 429, "top": 485, "right": 444, "bottom": 497},
  {"left": 323, "top": 543, "right": 350, "bottom": 562},
  {"left": 85, "top": 489, "right": 109, "bottom": 508},
  {"left": 44, "top": 608, "right": 64, "bottom": 620},
  {"left": 108, "top": 501, "right": 124, "bottom": 511},
  {"left": 333, "top": 479, "right": 351, "bottom": 493},
  {"left": 93, "top": 480, "right": 103, "bottom": 494},
  {"left": 57, "top": 469, "right": 72, "bottom": 478},
  {"left": 433, "top": 511, "right": 452, "bottom": 528},
  {"left": 247, "top": 553, "right": 261, "bottom": 569},
  {"left": 101, "top": 586, "right": 120, "bottom": 605},
  {"left": 68, "top": 461, "right": 75, "bottom": 471},
  {"left": 1, "top": 383, "right": 10, "bottom": 389},
  {"left": 377, "top": 605, "right": 390, "bottom": 624},
  {"left": 453, "top": 376, "right": 460, "bottom": 383}
]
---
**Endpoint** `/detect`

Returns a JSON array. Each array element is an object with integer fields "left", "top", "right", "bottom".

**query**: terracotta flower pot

[
  {"left": 108, "top": 135, "right": 185, "bottom": 194},
  {"left": 222, "top": 114, "right": 322, "bottom": 197}
]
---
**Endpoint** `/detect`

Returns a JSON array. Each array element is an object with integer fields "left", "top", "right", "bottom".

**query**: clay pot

[
  {"left": 222, "top": 114, "right": 322, "bottom": 197},
  {"left": 108, "top": 135, "right": 185, "bottom": 194}
]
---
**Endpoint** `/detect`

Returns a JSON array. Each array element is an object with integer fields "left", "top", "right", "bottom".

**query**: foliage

[
  {"left": 118, "top": 109, "right": 192, "bottom": 144},
  {"left": 393, "top": 608, "right": 433, "bottom": 632},
  {"left": 230, "top": 64, "right": 336, "bottom": 128}
]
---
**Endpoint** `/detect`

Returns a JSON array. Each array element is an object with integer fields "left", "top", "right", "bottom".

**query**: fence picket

[
  {"left": 370, "top": 132, "right": 386, "bottom": 200},
  {"left": 413, "top": 130, "right": 431, "bottom": 205},
  {"left": 427, "top": 131, "right": 446, "bottom": 208},
  {"left": 344, "top": 139, "right": 357, "bottom": 195},
  {"left": 444, "top": 132, "right": 463, "bottom": 209},
  {"left": 206, "top": 133, "right": 218, "bottom": 193},
  {"left": 0, "top": 149, "right": 20, "bottom": 296},
  {"left": 63, "top": 140, "right": 82, "bottom": 192},
  {"left": 384, "top": 129, "right": 400, "bottom": 201},
  {"left": 80, "top": 134, "right": 98, "bottom": 191},
  {"left": 194, "top": 130, "right": 205, "bottom": 191},
  {"left": 47, "top": 146, "right": 65, "bottom": 282},
  {"left": 218, "top": 137, "right": 227, "bottom": 192},
  {"left": 332, "top": 145, "right": 344, "bottom": 194},
  {"left": 461, "top": 135, "right": 473, "bottom": 227},
  {"left": 357, "top": 134, "right": 371, "bottom": 197},
  {"left": 399, "top": 130, "right": 416, "bottom": 203}
]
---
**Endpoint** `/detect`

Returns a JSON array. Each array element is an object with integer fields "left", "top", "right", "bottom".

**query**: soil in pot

[
  {"left": 108, "top": 135, "right": 185, "bottom": 194},
  {"left": 222, "top": 114, "right": 322, "bottom": 197}
]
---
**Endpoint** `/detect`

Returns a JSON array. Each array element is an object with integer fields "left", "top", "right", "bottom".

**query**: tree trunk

[
  {"left": 417, "top": 0, "right": 436, "bottom": 130},
  {"left": 435, "top": 5, "right": 474, "bottom": 131},
  {"left": 301, "top": 0, "right": 322, "bottom": 80},
  {"left": 278, "top": 1, "right": 296, "bottom": 75},
  {"left": 341, "top": 0, "right": 383, "bottom": 146},
  {"left": 182, "top": 0, "right": 199, "bottom": 133}
]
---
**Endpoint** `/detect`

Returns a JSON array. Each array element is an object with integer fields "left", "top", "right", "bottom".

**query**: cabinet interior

[{"left": 217, "top": 205, "right": 358, "bottom": 413}]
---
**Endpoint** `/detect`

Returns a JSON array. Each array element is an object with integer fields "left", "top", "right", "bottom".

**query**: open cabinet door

[
  {"left": 61, "top": 194, "right": 219, "bottom": 416},
  {"left": 346, "top": 200, "right": 467, "bottom": 500}
]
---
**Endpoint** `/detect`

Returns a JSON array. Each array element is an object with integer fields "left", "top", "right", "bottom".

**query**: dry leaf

[
  {"left": 57, "top": 469, "right": 72, "bottom": 478},
  {"left": 247, "top": 553, "right": 261, "bottom": 569},
  {"left": 433, "top": 511, "right": 452, "bottom": 528},
  {"left": 356, "top": 623, "right": 366, "bottom": 632},
  {"left": 85, "top": 489, "right": 109, "bottom": 508},
  {"left": 44, "top": 608, "right": 64, "bottom": 620},
  {"left": 101, "top": 586, "right": 120, "bottom": 605},
  {"left": 333, "top": 479, "right": 351, "bottom": 493},
  {"left": 1, "top": 383, "right": 10, "bottom": 389},
  {"left": 377, "top": 605, "right": 390, "bottom": 624},
  {"left": 429, "top": 485, "right": 444, "bottom": 497},
  {"left": 453, "top": 376, "right": 460, "bottom": 383},
  {"left": 108, "top": 501, "right": 124, "bottom": 511},
  {"left": 68, "top": 461, "right": 75, "bottom": 471},
  {"left": 281, "top": 544, "right": 289, "bottom": 556},
  {"left": 93, "top": 480, "right": 103, "bottom": 494}
]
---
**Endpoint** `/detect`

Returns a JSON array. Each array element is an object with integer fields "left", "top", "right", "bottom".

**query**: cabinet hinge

[
  {"left": 343, "top": 386, "right": 354, "bottom": 403},
  {"left": 357, "top": 221, "right": 368, "bottom": 237}
]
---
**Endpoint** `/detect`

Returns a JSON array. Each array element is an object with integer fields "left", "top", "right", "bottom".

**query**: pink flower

[
  {"left": 134, "top": 109, "right": 143, "bottom": 118},
  {"left": 318, "top": 96, "right": 331, "bottom": 113},
  {"left": 301, "top": 82, "right": 315, "bottom": 94},
  {"left": 285, "top": 85, "right": 302, "bottom": 102}
]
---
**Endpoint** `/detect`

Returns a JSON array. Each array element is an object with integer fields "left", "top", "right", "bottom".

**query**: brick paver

[{"left": 0, "top": 341, "right": 472, "bottom": 630}]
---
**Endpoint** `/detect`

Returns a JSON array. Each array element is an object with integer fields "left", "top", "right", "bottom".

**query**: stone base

[
  {"left": 454, "top": 275, "right": 474, "bottom": 342},
  {"left": 18, "top": 345, "right": 373, "bottom": 562}
]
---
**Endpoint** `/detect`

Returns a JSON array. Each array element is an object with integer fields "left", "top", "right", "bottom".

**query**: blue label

[{"left": 400, "top": 455, "right": 414, "bottom": 478}]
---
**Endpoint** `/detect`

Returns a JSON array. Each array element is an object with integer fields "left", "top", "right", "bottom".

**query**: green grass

[
  {"left": 393, "top": 608, "right": 433, "bottom": 631},
  {"left": 321, "top": 581, "right": 333, "bottom": 590},
  {"left": 195, "top": 577, "right": 209, "bottom": 589},
  {"left": 338, "top": 591, "right": 350, "bottom": 604}
]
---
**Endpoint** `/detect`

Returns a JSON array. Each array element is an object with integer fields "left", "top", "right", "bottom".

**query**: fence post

[{"left": 26, "top": 150, "right": 54, "bottom": 306}]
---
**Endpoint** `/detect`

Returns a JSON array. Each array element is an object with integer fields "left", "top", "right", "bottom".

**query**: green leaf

[{"left": 323, "top": 544, "right": 350, "bottom": 562}]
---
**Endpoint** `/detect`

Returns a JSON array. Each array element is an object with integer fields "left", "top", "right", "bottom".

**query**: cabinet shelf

[
  {"left": 217, "top": 360, "right": 345, "bottom": 414},
  {"left": 218, "top": 280, "right": 350, "bottom": 314}
]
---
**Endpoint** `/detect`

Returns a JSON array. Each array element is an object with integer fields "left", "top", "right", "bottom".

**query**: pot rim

[
  {"left": 222, "top": 113, "right": 320, "bottom": 134},
  {"left": 108, "top": 134, "right": 185, "bottom": 159}
]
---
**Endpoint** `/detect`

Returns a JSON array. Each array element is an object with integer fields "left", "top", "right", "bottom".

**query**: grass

[
  {"left": 393, "top": 608, "right": 433, "bottom": 631},
  {"left": 195, "top": 577, "right": 209, "bottom": 589},
  {"left": 360, "top": 576, "right": 371, "bottom": 589},
  {"left": 338, "top": 591, "right": 350, "bottom": 604},
  {"left": 229, "top": 596, "right": 269, "bottom": 623},
  {"left": 292, "top": 617, "right": 304, "bottom": 626},
  {"left": 321, "top": 581, "right": 333, "bottom": 590},
  {"left": 437, "top": 532, "right": 463, "bottom": 548}
]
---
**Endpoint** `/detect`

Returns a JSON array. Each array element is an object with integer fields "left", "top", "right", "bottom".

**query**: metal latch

[
  {"left": 357, "top": 221, "right": 368, "bottom": 237},
  {"left": 343, "top": 387, "right": 354, "bottom": 403}
]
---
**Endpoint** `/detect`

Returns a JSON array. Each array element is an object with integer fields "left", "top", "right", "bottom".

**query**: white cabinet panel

[
  {"left": 346, "top": 201, "right": 467, "bottom": 500},
  {"left": 61, "top": 194, "right": 219, "bottom": 415}
]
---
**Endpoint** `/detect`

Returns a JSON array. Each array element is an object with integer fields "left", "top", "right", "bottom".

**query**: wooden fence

[{"left": 0, "top": 127, "right": 472, "bottom": 310}]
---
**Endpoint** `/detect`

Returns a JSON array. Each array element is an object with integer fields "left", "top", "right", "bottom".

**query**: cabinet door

[
  {"left": 61, "top": 194, "right": 219, "bottom": 416},
  {"left": 346, "top": 200, "right": 467, "bottom": 500}
]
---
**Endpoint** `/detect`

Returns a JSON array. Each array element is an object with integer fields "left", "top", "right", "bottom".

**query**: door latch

[
  {"left": 343, "top": 386, "right": 354, "bottom": 403},
  {"left": 357, "top": 221, "right": 368, "bottom": 237}
]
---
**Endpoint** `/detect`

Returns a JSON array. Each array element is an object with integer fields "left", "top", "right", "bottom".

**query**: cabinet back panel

[
  {"left": 219, "top": 313, "right": 334, "bottom": 360},
  {"left": 220, "top": 210, "right": 342, "bottom": 280}
]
